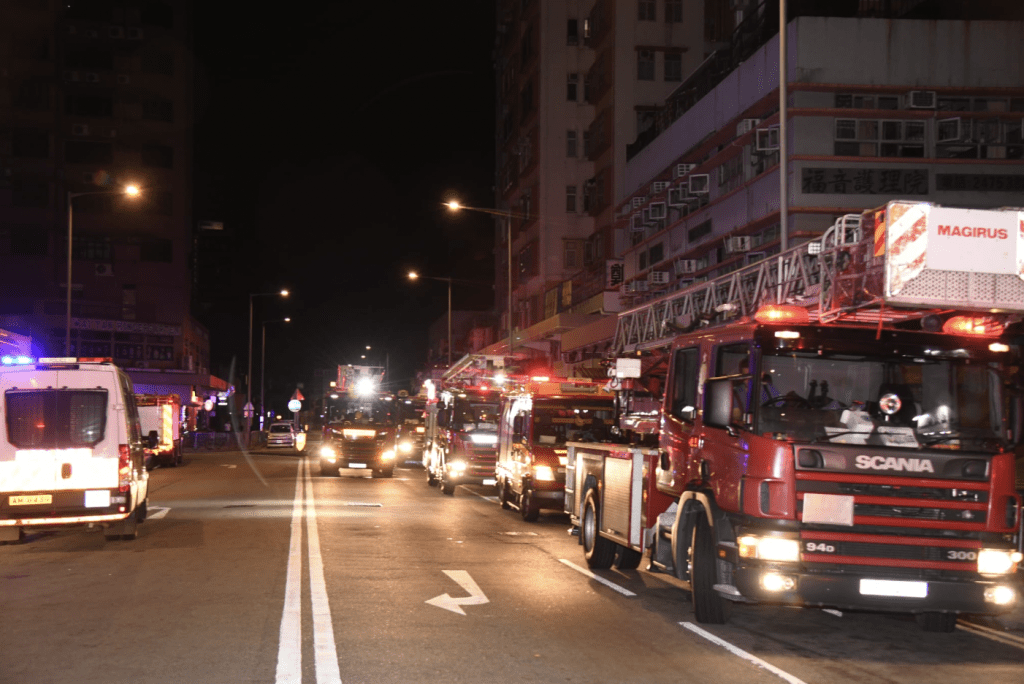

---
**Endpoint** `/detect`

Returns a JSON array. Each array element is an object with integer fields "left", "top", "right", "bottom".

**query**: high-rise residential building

[
  {"left": 488, "top": 0, "right": 710, "bottom": 369},
  {"left": 0, "top": 0, "right": 208, "bottom": 373}
]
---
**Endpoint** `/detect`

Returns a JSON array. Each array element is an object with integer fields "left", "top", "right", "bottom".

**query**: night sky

[{"left": 190, "top": 3, "right": 497, "bottom": 408}]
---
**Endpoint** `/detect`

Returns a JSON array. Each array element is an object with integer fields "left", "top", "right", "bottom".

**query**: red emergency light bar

[
  {"left": 754, "top": 305, "right": 810, "bottom": 325},
  {"left": 942, "top": 315, "right": 1002, "bottom": 337}
]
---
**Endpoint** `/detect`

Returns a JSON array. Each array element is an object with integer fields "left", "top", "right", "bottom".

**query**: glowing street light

[{"left": 66, "top": 184, "right": 142, "bottom": 355}]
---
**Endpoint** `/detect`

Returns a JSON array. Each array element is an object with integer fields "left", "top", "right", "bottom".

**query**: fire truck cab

[
  {"left": 424, "top": 385, "right": 501, "bottom": 495},
  {"left": 496, "top": 378, "right": 615, "bottom": 521}
]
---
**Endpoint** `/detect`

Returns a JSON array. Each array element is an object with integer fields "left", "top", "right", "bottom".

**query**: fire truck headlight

[
  {"left": 448, "top": 460, "right": 467, "bottom": 473},
  {"left": 978, "top": 549, "right": 1022, "bottom": 575},
  {"left": 469, "top": 433, "right": 497, "bottom": 445},
  {"left": 382, "top": 449, "right": 396, "bottom": 461},
  {"left": 319, "top": 445, "right": 337, "bottom": 461},
  {"left": 398, "top": 441, "right": 413, "bottom": 453},
  {"left": 532, "top": 465, "right": 556, "bottom": 481},
  {"left": 984, "top": 585, "right": 1016, "bottom": 606},
  {"left": 738, "top": 535, "right": 800, "bottom": 562},
  {"left": 760, "top": 573, "right": 796, "bottom": 592}
]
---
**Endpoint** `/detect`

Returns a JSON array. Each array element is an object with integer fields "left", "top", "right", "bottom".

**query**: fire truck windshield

[
  {"left": 453, "top": 398, "right": 500, "bottom": 431},
  {"left": 752, "top": 349, "right": 1010, "bottom": 450},
  {"left": 532, "top": 403, "right": 616, "bottom": 445}
]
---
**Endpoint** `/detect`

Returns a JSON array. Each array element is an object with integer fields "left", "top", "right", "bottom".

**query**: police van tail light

[{"left": 118, "top": 444, "right": 131, "bottom": 492}]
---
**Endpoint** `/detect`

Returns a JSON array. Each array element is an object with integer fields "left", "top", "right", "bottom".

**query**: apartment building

[
  {"left": 488, "top": 0, "right": 709, "bottom": 369},
  {"left": 0, "top": 0, "right": 208, "bottom": 373}
]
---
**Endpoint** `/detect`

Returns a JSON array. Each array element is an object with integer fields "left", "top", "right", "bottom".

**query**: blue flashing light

[{"left": 2, "top": 355, "right": 35, "bottom": 366}]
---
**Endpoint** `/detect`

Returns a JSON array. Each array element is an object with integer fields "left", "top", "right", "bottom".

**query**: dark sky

[{"left": 190, "top": 3, "right": 497, "bottom": 408}]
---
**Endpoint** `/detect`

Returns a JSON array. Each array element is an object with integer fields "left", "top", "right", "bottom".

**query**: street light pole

[
  {"left": 407, "top": 272, "right": 454, "bottom": 368},
  {"left": 260, "top": 317, "right": 290, "bottom": 431},
  {"left": 66, "top": 185, "right": 140, "bottom": 355},
  {"left": 248, "top": 289, "right": 289, "bottom": 439}
]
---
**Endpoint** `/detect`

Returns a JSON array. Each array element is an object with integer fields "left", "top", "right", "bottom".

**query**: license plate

[
  {"left": 84, "top": 490, "right": 110, "bottom": 508},
  {"left": 349, "top": 463, "right": 367, "bottom": 469},
  {"left": 482, "top": 478, "right": 496, "bottom": 486},
  {"left": 802, "top": 493, "right": 854, "bottom": 526},
  {"left": 859, "top": 579, "right": 928, "bottom": 598},
  {"left": 9, "top": 494, "right": 52, "bottom": 506}
]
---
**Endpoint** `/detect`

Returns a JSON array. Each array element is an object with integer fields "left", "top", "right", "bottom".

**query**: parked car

[{"left": 266, "top": 422, "right": 297, "bottom": 449}]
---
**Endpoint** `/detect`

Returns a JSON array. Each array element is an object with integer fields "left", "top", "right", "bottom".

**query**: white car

[{"left": 266, "top": 422, "right": 297, "bottom": 449}]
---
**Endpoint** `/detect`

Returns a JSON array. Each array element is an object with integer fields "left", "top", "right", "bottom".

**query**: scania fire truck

[
  {"left": 424, "top": 384, "right": 501, "bottom": 495},
  {"left": 566, "top": 201, "right": 1024, "bottom": 632}
]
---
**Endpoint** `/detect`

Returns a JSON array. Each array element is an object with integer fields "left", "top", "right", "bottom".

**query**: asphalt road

[{"left": 2, "top": 446, "right": 1023, "bottom": 684}]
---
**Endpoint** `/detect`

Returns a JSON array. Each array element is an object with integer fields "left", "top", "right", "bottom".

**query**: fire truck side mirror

[
  {"left": 147, "top": 430, "right": 158, "bottom": 448},
  {"left": 1009, "top": 391, "right": 1024, "bottom": 446},
  {"left": 703, "top": 378, "right": 734, "bottom": 429}
]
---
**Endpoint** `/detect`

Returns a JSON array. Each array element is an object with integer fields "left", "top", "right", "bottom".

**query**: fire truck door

[{"left": 659, "top": 346, "right": 700, "bottom": 496}]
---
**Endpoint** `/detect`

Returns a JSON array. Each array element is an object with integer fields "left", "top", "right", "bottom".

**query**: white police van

[{"left": 0, "top": 357, "right": 150, "bottom": 542}]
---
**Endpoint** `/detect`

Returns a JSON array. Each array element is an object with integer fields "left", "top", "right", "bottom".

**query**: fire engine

[
  {"left": 424, "top": 383, "right": 501, "bottom": 495},
  {"left": 496, "top": 377, "right": 615, "bottom": 521},
  {"left": 565, "top": 201, "right": 1024, "bottom": 632},
  {"left": 136, "top": 394, "right": 182, "bottom": 469}
]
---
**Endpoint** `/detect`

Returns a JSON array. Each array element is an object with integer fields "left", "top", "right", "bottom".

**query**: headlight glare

[
  {"left": 469, "top": 433, "right": 498, "bottom": 445},
  {"left": 978, "top": 548, "right": 1020, "bottom": 575},
  {"left": 533, "top": 465, "right": 555, "bottom": 481},
  {"left": 738, "top": 535, "right": 800, "bottom": 562}
]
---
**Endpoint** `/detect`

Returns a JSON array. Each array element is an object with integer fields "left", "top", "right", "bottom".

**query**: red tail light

[{"left": 118, "top": 444, "right": 131, "bottom": 492}]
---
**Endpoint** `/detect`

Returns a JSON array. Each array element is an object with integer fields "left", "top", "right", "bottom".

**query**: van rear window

[{"left": 5, "top": 389, "right": 108, "bottom": 448}]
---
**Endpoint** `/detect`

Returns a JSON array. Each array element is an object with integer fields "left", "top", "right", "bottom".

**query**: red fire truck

[
  {"left": 424, "top": 384, "right": 502, "bottom": 495},
  {"left": 496, "top": 377, "right": 615, "bottom": 521},
  {"left": 566, "top": 201, "right": 1024, "bottom": 632}
]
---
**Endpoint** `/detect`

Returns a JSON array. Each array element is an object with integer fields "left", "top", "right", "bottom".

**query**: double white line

[{"left": 277, "top": 458, "right": 342, "bottom": 684}]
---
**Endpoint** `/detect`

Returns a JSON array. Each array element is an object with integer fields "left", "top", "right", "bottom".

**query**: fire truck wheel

[
  {"left": 440, "top": 477, "right": 456, "bottom": 496},
  {"left": 916, "top": 612, "right": 957, "bottom": 632},
  {"left": 690, "top": 515, "right": 728, "bottom": 624},
  {"left": 520, "top": 486, "right": 540, "bottom": 522},
  {"left": 427, "top": 469, "right": 438, "bottom": 486},
  {"left": 582, "top": 490, "right": 615, "bottom": 569},
  {"left": 614, "top": 545, "right": 643, "bottom": 570},
  {"left": 498, "top": 479, "right": 511, "bottom": 510}
]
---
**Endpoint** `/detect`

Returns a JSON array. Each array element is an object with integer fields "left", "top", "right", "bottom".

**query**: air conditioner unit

[
  {"left": 630, "top": 213, "right": 645, "bottom": 232},
  {"left": 648, "top": 202, "right": 666, "bottom": 220},
  {"left": 736, "top": 118, "right": 760, "bottom": 136},
  {"left": 85, "top": 72, "right": 99, "bottom": 83},
  {"left": 64, "top": 70, "right": 80, "bottom": 82},
  {"left": 725, "top": 236, "right": 752, "bottom": 253},
  {"left": 117, "top": 74, "right": 130, "bottom": 84},
  {"left": 675, "top": 258, "right": 699, "bottom": 275},
  {"left": 624, "top": 280, "right": 650, "bottom": 293},
  {"left": 667, "top": 186, "right": 688, "bottom": 207},
  {"left": 631, "top": 197, "right": 644, "bottom": 209},
  {"left": 908, "top": 90, "right": 936, "bottom": 109},
  {"left": 688, "top": 174, "right": 710, "bottom": 195},
  {"left": 72, "top": 123, "right": 89, "bottom": 136},
  {"left": 127, "top": 27, "right": 144, "bottom": 40},
  {"left": 756, "top": 127, "right": 779, "bottom": 152},
  {"left": 95, "top": 264, "right": 114, "bottom": 277},
  {"left": 652, "top": 181, "right": 669, "bottom": 194},
  {"left": 108, "top": 26, "right": 124, "bottom": 39},
  {"left": 648, "top": 271, "right": 670, "bottom": 285},
  {"left": 673, "top": 163, "right": 695, "bottom": 179}
]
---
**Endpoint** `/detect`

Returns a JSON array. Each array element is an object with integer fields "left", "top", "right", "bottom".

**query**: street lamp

[
  {"left": 408, "top": 271, "right": 453, "bottom": 367},
  {"left": 65, "top": 184, "right": 141, "bottom": 355},
  {"left": 260, "top": 317, "right": 291, "bottom": 431},
  {"left": 248, "top": 289, "right": 289, "bottom": 437},
  {"left": 445, "top": 200, "right": 524, "bottom": 358}
]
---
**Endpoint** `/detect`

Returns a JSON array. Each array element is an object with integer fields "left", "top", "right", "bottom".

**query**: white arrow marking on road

[
  {"left": 147, "top": 507, "right": 170, "bottom": 520},
  {"left": 425, "top": 570, "right": 489, "bottom": 616}
]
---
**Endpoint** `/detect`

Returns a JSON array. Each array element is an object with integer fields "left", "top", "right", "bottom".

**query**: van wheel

[
  {"left": 582, "top": 490, "right": 615, "bottom": 569},
  {"left": 691, "top": 515, "right": 728, "bottom": 624},
  {"left": 917, "top": 612, "right": 958, "bottom": 633},
  {"left": 520, "top": 485, "right": 540, "bottom": 522}
]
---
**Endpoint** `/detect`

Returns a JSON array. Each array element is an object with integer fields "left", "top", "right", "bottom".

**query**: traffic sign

[{"left": 288, "top": 399, "right": 301, "bottom": 412}]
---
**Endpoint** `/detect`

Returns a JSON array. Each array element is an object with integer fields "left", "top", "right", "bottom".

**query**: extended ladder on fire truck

[{"left": 614, "top": 201, "right": 1024, "bottom": 353}]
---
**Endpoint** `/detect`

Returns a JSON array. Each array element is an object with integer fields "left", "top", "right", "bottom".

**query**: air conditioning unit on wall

[
  {"left": 675, "top": 259, "right": 699, "bottom": 275},
  {"left": 688, "top": 174, "right": 710, "bottom": 195},
  {"left": 725, "top": 236, "right": 752, "bottom": 253},
  {"left": 673, "top": 163, "right": 695, "bottom": 179},
  {"left": 648, "top": 271, "right": 670, "bottom": 285}
]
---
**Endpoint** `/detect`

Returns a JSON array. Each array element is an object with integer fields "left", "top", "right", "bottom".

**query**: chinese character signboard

[
  {"left": 606, "top": 259, "right": 624, "bottom": 290},
  {"left": 801, "top": 168, "right": 929, "bottom": 195}
]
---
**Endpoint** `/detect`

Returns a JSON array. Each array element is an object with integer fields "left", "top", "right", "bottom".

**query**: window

[
  {"left": 688, "top": 219, "right": 712, "bottom": 243},
  {"left": 637, "top": 50, "right": 655, "bottom": 81},
  {"left": 65, "top": 94, "right": 114, "bottom": 118},
  {"left": 567, "top": 73, "right": 578, "bottom": 101},
  {"left": 670, "top": 347, "right": 698, "bottom": 420},
  {"left": 833, "top": 118, "right": 924, "bottom": 158},
  {"left": 582, "top": 130, "right": 591, "bottom": 158},
  {"left": 637, "top": 110, "right": 656, "bottom": 135},
  {"left": 567, "top": 18, "right": 579, "bottom": 45},
  {"left": 11, "top": 180, "right": 49, "bottom": 208},
  {"left": 65, "top": 140, "right": 113, "bottom": 164},
  {"left": 639, "top": 0, "right": 655, "bottom": 21},
  {"left": 5, "top": 389, "right": 108, "bottom": 448},
  {"left": 665, "top": 0, "right": 682, "bottom": 22},
  {"left": 564, "top": 239, "right": 582, "bottom": 269},
  {"left": 73, "top": 235, "right": 112, "bottom": 261},
  {"left": 141, "top": 51, "right": 174, "bottom": 76},
  {"left": 12, "top": 129, "right": 49, "bottom": 158},
  {"left": 142, "top": 98, "right": 173, "bottom": 122},
  {"left": 664, "top": 53, "right": 682, "bottom": 81},
  {"left": 566, "top": 130, "right": 577, "bottom": 157},
  {"left": 566, "top": 185, "right": 577, "bottom": 212}
]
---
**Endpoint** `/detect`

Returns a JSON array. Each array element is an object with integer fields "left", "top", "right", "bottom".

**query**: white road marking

[
  {"left": 957, "top": 620, "right": 1024, "bottom": 651},
  {"left": 220, "top": 464, "right": 237, "bottom": 469},
  {"left": 304, "top": 459, "right": 343, "bottom": 683},
  {"left": 275, "top": 460, "right": 304, "bottom": 684},
  {"left": 558, "top": 559, "right": 637, "bottom": 597},
  {"left": 147, "top": 506, "right": 170, "bottom": 520},
  {"left": 821, "top": 609, "right": 843, "bottom": 617},
  {"left": 680, "top": 622, "right": 809, "bottom": 684},
  {"left": 425, "top": 570, "right": 490, "bottom": 615}
]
